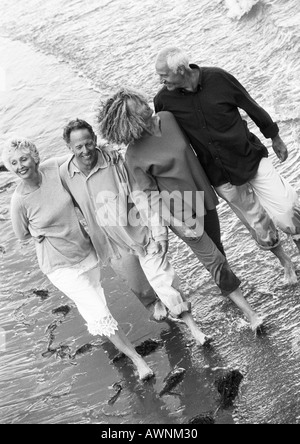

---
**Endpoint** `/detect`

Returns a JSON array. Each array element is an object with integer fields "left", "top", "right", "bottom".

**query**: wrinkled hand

[
  {"left": 272, "top": 135, "right": 288, "bottom": 163},
  {"left": 100, "top": 145, "right": 122, "bottom": 165},
  {"left": 36, "top": 235, "right": 45, "bottom": 244},
  {"left": 147, "top": 239, "right": 169, "bottom": 256},
  {"left": 109, "top": 150, "right": 121, "bottom": 165}
]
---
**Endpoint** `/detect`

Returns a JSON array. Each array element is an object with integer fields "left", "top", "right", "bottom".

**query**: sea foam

[{"left": 224, "top": 0, "right": 261, "bottom": 19}]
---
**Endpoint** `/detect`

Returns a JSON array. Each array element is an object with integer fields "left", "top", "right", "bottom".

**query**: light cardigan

[{"left": 11, "top": 158, "right": 92, "bottom": 275}]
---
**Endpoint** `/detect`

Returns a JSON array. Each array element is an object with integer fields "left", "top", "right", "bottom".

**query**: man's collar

[
  {"left": 67, "top": 148, "right": 110, "bottom": 178},
  {"left": 178, "top": 64, "right": 202, "bottom": 94},
  {"left": 190, "top": 64, "right": 202, "bottom": 86}
]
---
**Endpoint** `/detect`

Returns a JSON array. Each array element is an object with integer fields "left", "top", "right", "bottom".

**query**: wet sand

[{"left": 1, "top": 0, "right": 300, "bottom": 424}]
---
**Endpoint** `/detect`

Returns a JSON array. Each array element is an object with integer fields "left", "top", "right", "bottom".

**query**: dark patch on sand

[
  {"left": 33, "top": 289, "right": 50, "bottom": 301},
  {"left": 42, "top": 319, "right": 63, "bottom": 358},
  {"left": 188, "top": 413, "right": 215, "bottom": 424},
  {"left": 159, "top": 367, "right": 186, "bottom": 397},
  {"left": 71, "top": 342, "right": 103, "bottom": 359},
  {"left": 73, "top": 343, "right": 94, "bottom": 357},
  {"left": 186, "top": 369, "right": 244, "bottom": 423},
  {"left": 215, "top": 369, "right": 244, "bottom": 408},
  {"left": 108, "top": 381, "right": 123, "bottom": 406},
  {"left": 52, "top": 305, "right": 71, "bottom": 317}
]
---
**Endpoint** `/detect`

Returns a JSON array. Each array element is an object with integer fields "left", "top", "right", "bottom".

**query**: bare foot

[
  {"left": 140, "top": 371, "right": 155, "bottom": 382},
  {"left": 180, "top": 312, "right": 212, "bottom": 346},
  {"left": 191, "top": 329, "right": 212, "bottom": 347},
  {"left": 271, "top": 245, "right": 297, "bottom": 285},
  {"left": 283, "top": 266, "right": 298, "bottom": 285},
  {"left": 247, "top": 313, "right": 265, "bottom": 333},
  {"left": 152, "top": 300, "right": 168, "bottom": 322},
  {"left": 132, "top": 354, "right": 155, "bottom": 381},
  {"left": 136, "top": 362, "right": 155, "bottom": 382}
]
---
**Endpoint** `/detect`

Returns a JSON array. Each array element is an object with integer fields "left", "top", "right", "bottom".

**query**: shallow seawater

[{"left": 0, "top": 0, "right": 300, "bottom": 424}]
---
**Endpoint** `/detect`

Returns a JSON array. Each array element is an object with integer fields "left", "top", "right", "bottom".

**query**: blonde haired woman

[
  {"left": 97, "top": 88, "right": 264, "bottom": 332},
  {"left": 3, "top": 138, "right": 154, "bottom": 381}
]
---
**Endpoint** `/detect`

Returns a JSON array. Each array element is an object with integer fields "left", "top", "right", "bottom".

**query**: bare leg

[
  {"left": 271, "top": 244, "right": 297, "bottom": 284},
  {"left": 228, "top": 287, "right": 264, "bottom": 331},
  {"left": 108, "top": 328, "right": 154, "bottom": 381},
  {"left": 180, "top": 312, "right": 211, "bottom": 346}
]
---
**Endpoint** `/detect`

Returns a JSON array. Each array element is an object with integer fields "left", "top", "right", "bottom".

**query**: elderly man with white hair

[{"left": 154, "top": 46, "right": 300, "bottom": 285}]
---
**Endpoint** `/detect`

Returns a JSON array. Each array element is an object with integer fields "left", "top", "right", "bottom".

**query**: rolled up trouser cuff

[
  {"left": 47, "top": 251, "right": 119, "bottom": 338},
  {"left": 215, "top": 178, "right": 282, "bottom": 251},
  {"left": 171, "top": 227, "right": 241, "bottom": 297},
  {"left": 255, "top": 232, "right": 281, "bottom": 251},
  {"left": 171, "top": 301, "right": 192, "bottom": 318},
  {"left": 218, "top": 261, "right": 241, "bottom": 297}
]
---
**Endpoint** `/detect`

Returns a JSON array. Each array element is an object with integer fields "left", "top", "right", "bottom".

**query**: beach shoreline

[{"left": 1, "top": 0, "right": 300, "bottom": 424}]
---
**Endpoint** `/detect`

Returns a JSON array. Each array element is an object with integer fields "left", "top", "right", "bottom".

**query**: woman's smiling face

[{"left": 10, "top": 150, "right": 39, "bottom": 181}]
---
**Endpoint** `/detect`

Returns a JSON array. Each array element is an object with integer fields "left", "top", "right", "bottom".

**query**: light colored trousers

[
  {"left": 48, "top": 247, "right": 190, "bottom": 340},
  {"left": 112, "top": 245, "right": 190, "bottom": 318},
  {"left": 48, "top": 251, "right": 119, "bottom": 337},
  {"left": 110, "top": 209, "right": 233, "bottom": 305},
  {"left": 139, "top": 243, "right": 190, "bottom": 317},
  {"left": 110, "top": 252, "right": 158, "bottom": 309},
  {"left": 215, "top": 158, "right": 300, "bottom": 249}
]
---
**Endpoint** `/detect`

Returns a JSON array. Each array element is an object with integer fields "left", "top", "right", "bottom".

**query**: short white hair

[
  {"left": 2, "top": 138, "right": 40, "bottom": 172},
  {"left": 157, "top": 47, "right": 190, "bottom": 73}
]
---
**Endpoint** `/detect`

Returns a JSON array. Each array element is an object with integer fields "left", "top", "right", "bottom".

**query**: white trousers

[
  {"left": 47, "top": 246, "right": 189, "bottom": 336},
  {"left": 216, "top": 158, "right": 300, "bottom": 249},
  {"left": 47, "top": 251, "right": 118, "bottom": 337},
  {"left": 138, "top": 243, "right": 191, "bottom": 317}
]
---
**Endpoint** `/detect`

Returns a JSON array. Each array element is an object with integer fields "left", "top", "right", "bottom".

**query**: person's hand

[
  {"left": 35, "top": 235, "right": 45, "bottom": 244},
  {"left": 109, "top": 150, "right": 121, "bottom": 165},
  {"left": 272, "top": 135, "right": 288, "bottom": 163},
  {"left": 158, "top": 240, "right": 169, "bottom": 256},
  {"left": 147, "top": 239, "right": 169, "bottom": 256},
  {"left": 100, "top": 144, "right": 122, "bottom": 165}
]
